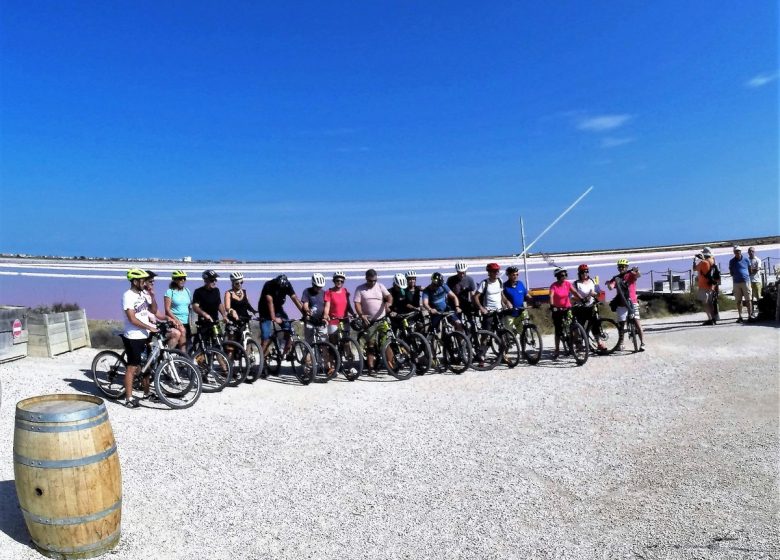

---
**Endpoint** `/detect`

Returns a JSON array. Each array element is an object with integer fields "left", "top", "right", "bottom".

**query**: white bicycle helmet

[
  {"left": 229, "top": 271, "right": 244, "bottom": 282},
  {"left": 333, "top": 271, "right": 346, "bottom": 280},
  {"left": 393, "top": 273, "right": 408, "bottom": 289},
  {"left": 405, "top": 270, "right": 417, "bottom": 279},
  {"left": 311, "top": 272, "right": 326, "bottom": 288},
  {"left": 455, "top": 260, "right": 468, "bottom": 272}
]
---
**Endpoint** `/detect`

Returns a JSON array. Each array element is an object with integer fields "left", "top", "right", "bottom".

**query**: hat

[
  {"left": 702, "top": 247, "right": 712, "bottom": 257},
  {"left": 733, "top": 245, "right": 742, "bottom": 252}
]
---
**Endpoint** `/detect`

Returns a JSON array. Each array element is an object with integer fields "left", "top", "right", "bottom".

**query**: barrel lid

[{"left": 16, "top": 394, "right": 106, "bottom": 423}]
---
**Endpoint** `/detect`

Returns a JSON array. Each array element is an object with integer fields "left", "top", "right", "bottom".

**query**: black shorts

[{"left": 122, "top": 337, "right": 149, "bottom": 367}]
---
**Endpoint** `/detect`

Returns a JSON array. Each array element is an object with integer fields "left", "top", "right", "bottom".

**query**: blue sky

[{"left": 1, "top": 1, "right": 777, "bottom": 261}]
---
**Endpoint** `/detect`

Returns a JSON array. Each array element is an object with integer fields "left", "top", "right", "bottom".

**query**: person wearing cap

[
  {"left": 694, "top": 247, "right": 718, "bottom": 325},
  {"left": 747, "top": 247, "right": 762, "bottom": 309},
  {"left": 729, "top": 246, "right": 753, "bottom": 323},
  {"left": 354, "top": 269, "right": 393, "bottom": 372},
  {"left": 121, "top": 269, "right": 159, "bottom": 408},
  {"left": 606, "top": 259, "right": 645, "bottom": 350},
  {"left": 447, "top": 260, "right": 477, "bottom": 315},
  {"left": 473, "top": 263, "right": 510, "bottom": 328}
]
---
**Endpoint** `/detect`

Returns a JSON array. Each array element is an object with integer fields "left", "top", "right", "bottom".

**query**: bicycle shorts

[
  {"left": 616, "top": 302, "right": 640, "bottom": 323},
  {"left": 260, "top": 314, "right": 292, "bottom": 341},
  {"left": 122, "top": 336, "right": 149, "bottom": 367}
]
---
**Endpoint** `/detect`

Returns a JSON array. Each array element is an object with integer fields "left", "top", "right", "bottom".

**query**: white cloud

[
  {"left": 577, "top": 114, "right": 632, "bottom": 131},
  {"left": 601, "top": 136, "right": 635, "bottom": 148},
  {"left": 745, "top": 72, "right": 779, "bottom": 88}
]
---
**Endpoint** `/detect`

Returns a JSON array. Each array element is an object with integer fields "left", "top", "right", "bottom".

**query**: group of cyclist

[{"left": 119, "top": 258, "right": 646, "bottom": 404}]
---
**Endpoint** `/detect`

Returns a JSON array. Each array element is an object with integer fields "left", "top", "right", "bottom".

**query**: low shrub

[
  {"left": 30, "top": 302, "right": 81, "bottom": 314},
  {"left": 88, "top": 320, "right": 123, "bottom": 349}
]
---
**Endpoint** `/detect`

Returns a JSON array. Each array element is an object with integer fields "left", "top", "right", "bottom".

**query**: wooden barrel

[{"left": 13, "top": 394, "right": 122, "bottom": 559}]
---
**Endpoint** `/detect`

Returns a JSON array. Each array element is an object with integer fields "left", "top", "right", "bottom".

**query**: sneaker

[
  {"left": 639, "top": 343, "right": 646, "bottom": 352},
  {"left": 736, "top": 317, "right": 744, "bottom": 324},
  {"left": 702, "top": 320, "right": 713, "bottom": 326}
]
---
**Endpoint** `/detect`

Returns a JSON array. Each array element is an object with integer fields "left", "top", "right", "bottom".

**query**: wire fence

[{"left": 646, "top": 256, "right": 780, "bottom": 294}]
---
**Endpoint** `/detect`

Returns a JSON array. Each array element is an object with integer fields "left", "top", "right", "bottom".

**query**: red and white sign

[{"left": 12, "top": 319, "right": 22, "bottom": 339}]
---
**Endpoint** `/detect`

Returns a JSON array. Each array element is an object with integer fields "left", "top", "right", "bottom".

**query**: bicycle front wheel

[
  {"left": 338, "top": 338, "right": 363, "bottom": 381},
  {"left": 154, "top": 356, "right": 202, "bottom": 409},
  {"left": 521, "top": 325, "right": 543, "bottom": 365},
  {"left": 223, "top": 341, "right": 249, "bottom": 386},
  {"left": 569, "top": 322, "right": 589, "bottom": 366},
  {"left": 498, "top": 329, "right": 521, "bottom": 368},
  {"left": 444, "top": 331, "right": 472, "bottom": 374},
  {"left": 629, "top": 322, "right": 640, "bottom": 352},
  {"left": 591, "top": 318, "right": 620, "bottom": 355},
  {"left": 405, "top": 332, "right": 432, "bottom": 375},
  {"left": 471, "top": 330, "right": 502, "bottom": 371},
  {"left": 313, "top": 341, "right": 341, "bottom": 382},
  {"left": 192, "top": 347, "right": 231, "bottom": 393},
  {"left": 291, "top": 340, "right": 315, "bottom": 385},
  {"left": 91, "top": 350, "right": 128, "bottom": 399},
  {"left": 381, "top": 339, "right": 415, "bottom": 380},
  {"left": 244, "top": 338, "right": 265, "bottom": 382}
]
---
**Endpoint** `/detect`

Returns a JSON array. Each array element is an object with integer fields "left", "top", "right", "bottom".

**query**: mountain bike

[
  {"left": 260, "top": 320, "right": 316, "bottom": 385},
  {"left": 477, "top": 309, "right": 522, "bottom": 368},
  {"left": 303, "top": 317, "right": 341, "bottom": 383},
  {"left": 355, "top": 316, "right": 416, "bottom": 380},
  {"left": 504, "top": 308, "right": 543, "bottom": 365},
  {"left": 392, "top": 310, "right": 433, "bottom": 375},
  {"left": 331, "top": 318, "right": 363, "bottom": 381},
  {"left": 551, "top": 307, "right": 589, "bottom": 366},
  {"left": 620, "top": 306, "right": 641, "bottom": 353},
  {"left": 193, "top": 320, "right": 249, "bottom": 386},
  {"left": 461, "top": 311, "right": 504, "bottom": 371},
  {"left": 91, "top": 322, "right": 202, "bottom": 409},
  {"left": 575, "top": 302, "right": 620, "bottom": 355},
  {"left": 225, "top": 318, "right": 264, "bottom": 382},
  {"left": 423, "top": 310, "right": 472, "bottom": 374}
]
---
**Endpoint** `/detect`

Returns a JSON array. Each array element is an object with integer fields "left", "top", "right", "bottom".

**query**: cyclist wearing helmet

[
  {"left": 193, "top": 270, "right": 229, "bottom": 326},
  {"left": 503, "top": 265, "right": 532, "bottom": 329},
  {"left": 474, "top": 263, "right": 511, "bottom": 323},
  {"left": 224, "top": 272, "right": 256, "bottom": 323},
  {"left": 389, "top": 272, "right": 420, "bottom": 314},
  {"left": 121, "top": 269, "right": 158, "bottom": 408},
  {"left": 606, "top": 259, "right": 645, "bottom": 350},
  {"left": 405, "top": 271, "right": 422, "bottom": 308},
  {"left": 258, "top": 274, "right": 303, "bottom": 356},
  {"left": 165, "top": 270, "right": 191, "bottom": 350},
  {"left": 549, "top": 267, "right": 581, "bottom": 360},
  {"left": 447, "top": 260, "right": 477, "bottom": 315},
  {"left": 144, "top": 270, "right": 183, "bottom": 350},
  {"left": 423, "top": 272, "right": 462, "bottom": 332},
  {"left": 323, "top": 271, "right": 355, "bottom": 342},
  {"left": 302, "top": 273, "right": 328, "bottom": 343},
  {"left": 354, "top": 269, "right": 393, "bottom": 371},
  {"left": 572, "top": 264, "right": 604, "bottom": 351}
]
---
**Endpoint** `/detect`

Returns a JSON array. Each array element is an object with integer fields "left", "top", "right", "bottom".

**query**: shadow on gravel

[
  {"left": 0, "top": 480, "right": 31, "bottom": 548},
  {"left": 64, "top": 370, "right": 106, "bottom": 397}
]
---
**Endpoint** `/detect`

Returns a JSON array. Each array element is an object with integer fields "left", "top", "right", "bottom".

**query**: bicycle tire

[
  {"left": 471, "top": 330, "right": 502, "bottom": 371},
  {"left": 589, "top": 318, "right": 620, "bottom": 355},
  {"left": 427, "top": 335, "right": 447, "bottom": 373},
  {"left": 521, "top": 325, "right": 543, "bottom": 365},
  {"left": 569, "top": 322, "right": 589, "bottom": 366},
  {"left": 91, "top": 350, "right": 127, "bottom": 399},
  {"left": 629, "top": 322, "right": 640, "bottom": 353},
  {"left": 498, "top": 329, "right": 521, "bottom": 368},
  {"left": 443, "top": 331, "right": 472, "bottom": 374},
  {"left": 338, "top": 338, "right": 363, "bottom": 381},
  {"left": 222, "top": 341, "right": 249, "bottom": 386},
  {"left": 263, "top": 342, "right": 281, "bottom": 378},
  {"left": 154, "top": 356, "right": 202, "bottom": 409},
  {"left": 192, "top": 346, "right": 231, "bottom": 393},
  {"left": 313, "top": 341, "right": 341, "bottom": 382},
  {"left": 381, "top": 339, "right": 415, "bottom": 380},
  {"left": 291, "top": 340, "right": 315, "bottom": 385},
  {"left": 405, "top": 332, "right": 433, "bottom": 375},
  {"left": 244, "top": 338, "right": 265, "bottom": 382}
]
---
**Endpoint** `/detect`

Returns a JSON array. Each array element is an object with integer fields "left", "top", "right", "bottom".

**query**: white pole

[
  {"left": 520, "top": 217, "right": 530, "bottom": 288},
  {"left": 520, "top": 186, "right": 594, "bottom": 257}
]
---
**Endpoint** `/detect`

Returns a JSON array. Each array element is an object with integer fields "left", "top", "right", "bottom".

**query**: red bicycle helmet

[{"left": 486, "top": 262, "right": 500, "bottom": 272}]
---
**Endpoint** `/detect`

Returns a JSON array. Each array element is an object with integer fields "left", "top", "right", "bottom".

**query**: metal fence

[{"left": 647, "top": 256, "right": 779, "bottom": 294}]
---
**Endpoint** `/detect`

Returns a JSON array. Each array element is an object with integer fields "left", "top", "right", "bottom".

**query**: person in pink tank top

[{"left": 549, "top": 268, "right": 582, "bottom": 360}]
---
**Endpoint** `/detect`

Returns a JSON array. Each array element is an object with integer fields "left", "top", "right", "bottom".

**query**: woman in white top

[{"left": 572, "top": 264, "right": 605, "bottom": 351}]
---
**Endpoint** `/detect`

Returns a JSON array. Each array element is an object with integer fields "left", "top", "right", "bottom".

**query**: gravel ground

[{"left": 0, "top": 310, "right": 778, "bottom": 560}]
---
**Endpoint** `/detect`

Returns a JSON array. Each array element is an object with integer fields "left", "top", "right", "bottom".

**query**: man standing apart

[
  {"left": 748, "top": 247, "right": 762, "bottom": 312},
  {"left": 694, "top": 247, "right": 717, "bottom": 326},
  {"left": 354, "top": 269, "right": 392, "bottom": 372},
  {"left": 729, "top": 246, "right": 753, "bottom": 323}
]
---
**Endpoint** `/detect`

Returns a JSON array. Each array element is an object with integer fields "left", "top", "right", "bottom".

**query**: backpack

[
  {"left": 704, "top": 261, "right": 721, "bottom": 286},
  {"left": 478, "top": 278, "right": 503, "bottom": 306}
]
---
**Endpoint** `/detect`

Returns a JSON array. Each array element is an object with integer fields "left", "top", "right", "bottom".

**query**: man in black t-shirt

[
  {"left": 447, "top": 260, "right": 477, "bottom": 314},
  {"left": 258, "top": 274, "right": 304, "bottom": 355},
  {"left": 192, "top": 270, "right": 229, "bottom": 345}
]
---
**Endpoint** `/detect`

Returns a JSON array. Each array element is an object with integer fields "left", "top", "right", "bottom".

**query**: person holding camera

[
  {"left": 606, "top": 259, "right": 645, "bottom": 351},
  {"left": 693, "top": 247, "right": 718, "bottom": 325}
]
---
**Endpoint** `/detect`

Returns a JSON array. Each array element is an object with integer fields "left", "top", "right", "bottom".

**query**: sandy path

[{"left": 0, "top": 311, "right": 778, "bottom": 559}]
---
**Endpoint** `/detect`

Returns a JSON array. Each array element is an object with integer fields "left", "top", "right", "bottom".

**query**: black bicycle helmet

[
  {"left": 275, "top": 274, "right": 290, "bottom": 289},
  {"left": 202, "top": 269, "right": 219, "bottom": 281},
  {"left": 431, "top": 272, "right": 444, "bottom": 286}
]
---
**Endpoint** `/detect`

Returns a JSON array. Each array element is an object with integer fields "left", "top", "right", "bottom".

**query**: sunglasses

[
  {"left": 334, "top": 278, "right": 344, "bottom": 282},
  {"left": 233, "top": 280, "right": 243, "bottom": 285}
]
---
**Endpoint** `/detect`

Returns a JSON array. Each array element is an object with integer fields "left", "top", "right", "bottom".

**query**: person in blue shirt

[
  {"left": 422, "top": 272, "right": 462, "bottom": 332},
  {"left": 503, "top": 266, "right": 532, "bottom": 330},
  {"left": 728, "top": 245, "right": 753, "bottom": 323}
]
